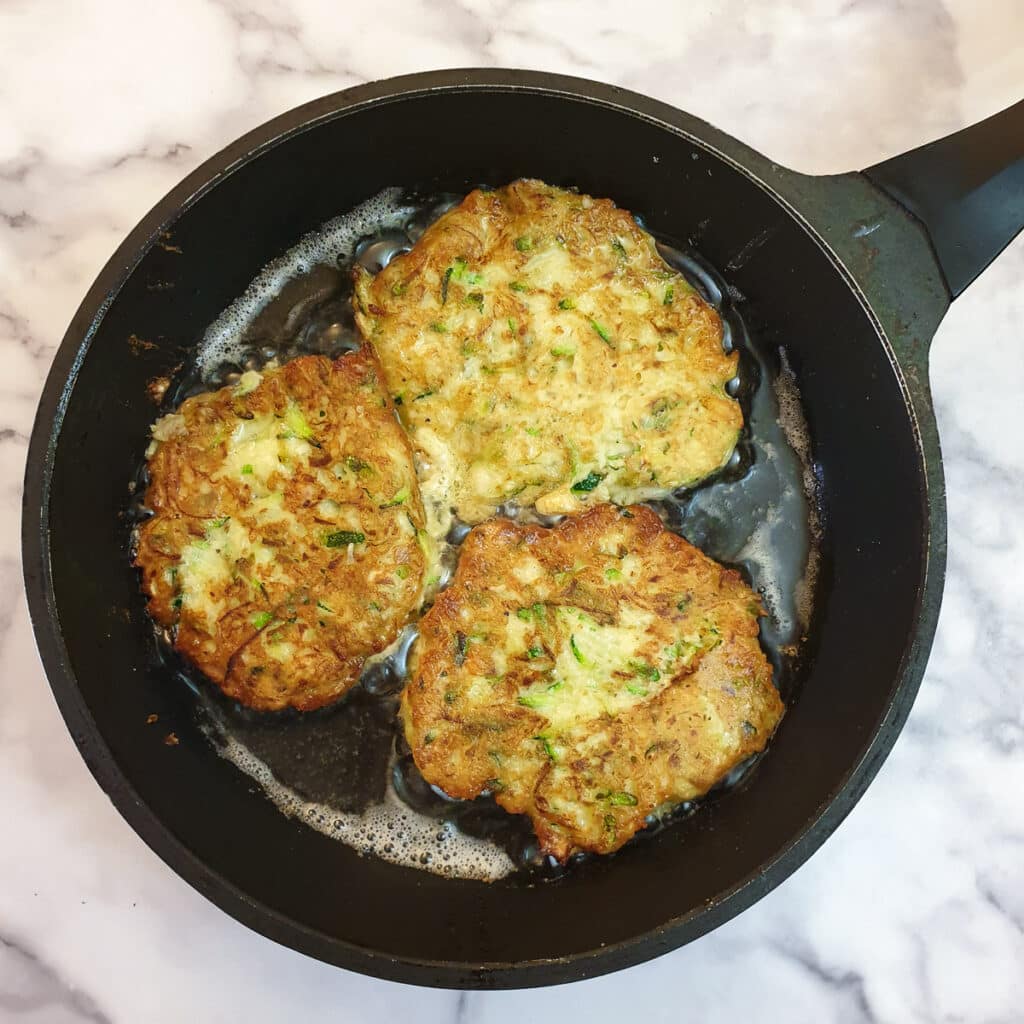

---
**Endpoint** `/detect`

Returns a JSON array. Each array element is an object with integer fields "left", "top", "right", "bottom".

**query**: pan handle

[{"left": 864, "top": 99, "right": 1024, "bottom": 299}]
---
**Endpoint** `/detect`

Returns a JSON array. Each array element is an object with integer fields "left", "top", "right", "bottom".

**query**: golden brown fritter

[
  {"left": 401, "top": 504, "right": 783, "bottom": 861},
  {"left": 355, "top": 179, "right": 741, "bottom": 534},
  {"left": 135, "top": 349, "right": 432, "bottom": 712}
]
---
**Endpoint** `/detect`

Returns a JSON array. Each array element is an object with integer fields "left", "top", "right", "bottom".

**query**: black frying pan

[{"left": 22, "top": 70, "right": 1024, "bottom": 988}]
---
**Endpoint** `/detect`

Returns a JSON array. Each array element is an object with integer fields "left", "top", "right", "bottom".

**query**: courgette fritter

[
  {"left": 355, "top": 179, "right": 741, "bottom": 534},
  {"left": 401, "top": 504, "right": 783, "bottom": 861},
  {"left": 135, "top": 349, "right": 431, "bottom": 711}
]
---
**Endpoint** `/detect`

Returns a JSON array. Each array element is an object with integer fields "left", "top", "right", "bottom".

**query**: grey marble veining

[
  {"left": 1, "top": 1, "right": 1022, "bottom": 1020},
  {"left": 0, "top": 937, "right": 110, "bottom": 1024}
]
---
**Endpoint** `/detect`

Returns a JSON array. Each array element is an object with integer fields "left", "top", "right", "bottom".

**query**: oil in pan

[{"left": 128, "top": 187, "right": 821, "bottom": 881}]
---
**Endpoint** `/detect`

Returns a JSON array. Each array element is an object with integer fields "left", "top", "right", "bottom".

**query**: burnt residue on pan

[{"left": 126, "top": 188, "right": 822, "bottom": 882}]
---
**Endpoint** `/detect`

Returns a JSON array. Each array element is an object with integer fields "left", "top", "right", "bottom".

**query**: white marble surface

[{"left": 1, "top": 0, "right": 1022, "bottom": 1019}]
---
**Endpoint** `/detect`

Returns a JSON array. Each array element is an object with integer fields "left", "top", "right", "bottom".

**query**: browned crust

[
  {"left": 401, "top": 504, "right": 784, "bottom": 861},
  {"left": 135, "top": 348, "right": 427, "bottom": 711}
]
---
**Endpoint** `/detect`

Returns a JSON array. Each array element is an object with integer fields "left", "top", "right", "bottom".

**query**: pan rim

[{"left": 21, "top": 67, "right": 944, "bottom": 989}]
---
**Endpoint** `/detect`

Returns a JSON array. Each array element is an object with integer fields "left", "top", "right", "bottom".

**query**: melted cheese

[
  {"left": 179, "top": 518, "right": 250, "bottom": 627},
  {"left": 213, "top": 413, "right": 312, "bottom": 486}
]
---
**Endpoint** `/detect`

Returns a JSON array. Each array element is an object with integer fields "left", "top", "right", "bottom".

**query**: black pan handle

[{"left": 864, "top": 99, "right": 1024, "bottom": 299}]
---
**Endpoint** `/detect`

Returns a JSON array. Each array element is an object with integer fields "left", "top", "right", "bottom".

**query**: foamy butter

[
  {"left": 173, "top": 192, "right": 821, "bottom": 880},
  {"left": 195, "top": 187, "right": 417, "bottom": 376},
  {"left": 212, "top": 730, "right": 514, "bottom": 881},
  {"left": 187, "top": 189, "right": 522, "bottom": 882}
]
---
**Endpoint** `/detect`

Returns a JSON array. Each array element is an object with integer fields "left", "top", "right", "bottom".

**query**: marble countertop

[{"left": 2, "top": 1, "right": 1022, "bottom": 1020}]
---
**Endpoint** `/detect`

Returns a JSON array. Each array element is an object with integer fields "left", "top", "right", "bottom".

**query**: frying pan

[{"left": 22, "top": 69, "right": 1024, "bottom": 988}]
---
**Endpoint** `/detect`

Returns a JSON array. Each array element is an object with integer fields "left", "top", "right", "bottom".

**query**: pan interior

[
  {"left": 130, "top": 182, "right": 820, "bottom": 883},
  {"left": 40, "top": 88, "right": 927, "bottom": 978}
]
